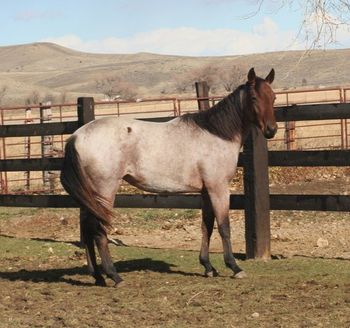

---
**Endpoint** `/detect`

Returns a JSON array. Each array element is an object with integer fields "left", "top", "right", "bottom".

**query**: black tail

[{"left": 60, "top": 135, "right": 113, "bottom": 231}]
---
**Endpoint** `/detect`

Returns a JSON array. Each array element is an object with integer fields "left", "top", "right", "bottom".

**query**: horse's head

[{"left": 245, "top": 68, "right": 278, "bottom": 139}]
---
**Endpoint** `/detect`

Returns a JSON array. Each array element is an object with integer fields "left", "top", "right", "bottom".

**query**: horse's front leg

[
  {"left": 208, "top": 187, "right": 246, "bottom": 279},
  {"left": 199, "top": 190, "right": 218, "bottom": 277}
]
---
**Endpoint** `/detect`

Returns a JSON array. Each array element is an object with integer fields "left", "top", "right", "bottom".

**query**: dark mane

[{"left": 180, "top": 85, "right": 247, "bottom": 141}]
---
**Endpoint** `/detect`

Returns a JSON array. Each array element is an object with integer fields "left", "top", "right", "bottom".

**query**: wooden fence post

[
  {"left": 40, "top": 101, "right": 54, "bottom": 193},
  {"left": 195, "top": 81, "right": 210, "bottom": 111},
  {"left": 0, "top": 108, "right": 8, "bottom": 194},
  {"left": 77, "top": 97, "right": 95, "bottom": 247},
  {"left": 24, "top": 107, "right": 32, "bottom": 191},
  {"left": 77, "top": 97, "right": 95, "bottom": 127},
  {"left": 243, "top": 127, "right": 271, "bottom": 259}
]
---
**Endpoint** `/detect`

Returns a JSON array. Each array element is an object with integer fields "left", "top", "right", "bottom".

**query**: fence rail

[
  {"left": 0, "top": 122, "right": 78, "bottom": 138},
  {"left": 0, "top": 194, "right": 348, "bottom": 211},
  {"left": 1, "top": 149, "right": 349, "bottom": 173}
]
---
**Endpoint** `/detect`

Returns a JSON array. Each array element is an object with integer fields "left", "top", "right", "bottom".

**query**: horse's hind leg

[
  {"left": 199, "top": 190, "right": 218, "bottom": 277},
  {"left": 94, "top": 227, "right": 123, "bottom": 286},
  {"left": 80, "top": 209, "right": 106, "bottom": 286},
  {"left": 208, "top": 187, "right": 246, "bottom": 278},
  {"left": 82, "top": 210, "right": 123, "bottom": 286}
]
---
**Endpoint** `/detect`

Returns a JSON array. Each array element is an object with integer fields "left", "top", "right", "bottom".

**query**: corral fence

[
  {"left": 0, "top": 89, "right": 350, "bottom": 259},
  {"left": 0, "top": 86, "right": 350, "bottom": 194}
]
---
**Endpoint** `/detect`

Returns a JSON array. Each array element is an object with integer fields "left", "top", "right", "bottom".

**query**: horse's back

[{"left": 71, "top": 116, "right": 240, "bottom": 194}]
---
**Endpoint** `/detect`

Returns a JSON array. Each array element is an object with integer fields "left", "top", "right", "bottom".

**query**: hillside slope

[{"left": 0, "top": 42, "right": 349, "bottom": 105}]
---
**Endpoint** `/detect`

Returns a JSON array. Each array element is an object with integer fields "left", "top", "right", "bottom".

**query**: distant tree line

[
  {"left": 95, "top": 62, "right": 248, "bottom": 101},
  {"left": 24, "top": 91, "right": 67, "bottom": 106},
  {"left": 174, "top": 63, "right": 247, "bottom": 94}
]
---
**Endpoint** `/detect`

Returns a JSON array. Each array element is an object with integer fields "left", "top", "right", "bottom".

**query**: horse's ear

[
  {"left": 247, "top": 67, "right": 256, "bottom": 83},
  {"left": 265, "top": 68, "right": 275, "bottom": 84}
]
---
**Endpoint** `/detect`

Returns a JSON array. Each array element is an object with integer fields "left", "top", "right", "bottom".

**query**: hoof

[
  {"left": 113, "top": 276, "right": 124, "bottom": 287},
  {"left": 233, "top": 271, "right": 247, "bottom": 279},
  {"left": 114, "top": 279, "right": 126, "bottom": 288},
  {"left": 95, "top": 277, "right": 107, "bottom": 287},
  {"left": 205, "top": 269, "right": 219, "bottom": 278}
]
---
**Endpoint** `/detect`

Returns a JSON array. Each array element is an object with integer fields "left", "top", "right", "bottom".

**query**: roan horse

[{"left": 60, "top": 68, "right": 277, "bottom": 286}]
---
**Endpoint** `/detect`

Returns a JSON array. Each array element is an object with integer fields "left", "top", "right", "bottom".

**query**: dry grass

[{"left": 0, "top": 235, "right": 349, "bottom": 328}]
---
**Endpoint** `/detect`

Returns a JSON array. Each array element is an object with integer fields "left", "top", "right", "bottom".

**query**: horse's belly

[{"left": 123, "top": 170, "right": 203, "bottom": 193}]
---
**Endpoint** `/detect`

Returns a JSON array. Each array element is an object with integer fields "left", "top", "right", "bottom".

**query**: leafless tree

[
  {"left": 118, "top": 82, "right": 138, "bottom": 101},
  {"left": 189, "top": 64, "right": 220, "bottom": 92},
  {"left": 174, "top": 63, "right": 245, "bottom": 95},
  {"left": 174, "top": 74, "right": 192, "bottom": 94},
  {"left": 96, "top": 75, "right": 138, "bottom": 100},
  {"left": 218, "top": 64, "right": 247, "bottom": 92},
  {"left": 43, "top": 93, "right": 55, "bottom": 104},
  {"left": 59, "top": 91, "right": 68, "bottom": 104},
  {"left": 25, "top": 91, "right": 40, "bottom": 106},
  {"left": 96, "top": 76, "right": 119, "bottom": 99}
]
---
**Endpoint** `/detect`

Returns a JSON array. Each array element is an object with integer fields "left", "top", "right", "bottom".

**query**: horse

[{"left": 60, "top": 67, "right": 277, "bottom": 286}]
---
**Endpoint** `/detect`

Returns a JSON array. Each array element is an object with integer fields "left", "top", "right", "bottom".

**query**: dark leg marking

[
  {"left": 80, "top": 209, "right": 106, "bottom": 286},
  {"left": 94, "top": 228, "right": 123, "bottom": 286},
  {"left": 199, "top": 190, "right": 218, "bottom": 277}
]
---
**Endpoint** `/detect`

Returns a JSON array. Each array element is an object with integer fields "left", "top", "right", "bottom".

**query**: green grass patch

[{"left": 1, "top": 236, "right": 349, "bottom": 328}]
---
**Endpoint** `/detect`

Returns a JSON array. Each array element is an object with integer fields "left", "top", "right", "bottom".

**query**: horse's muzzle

[{"left": 264, "top": 124, "right": 278, "bottom": 139}]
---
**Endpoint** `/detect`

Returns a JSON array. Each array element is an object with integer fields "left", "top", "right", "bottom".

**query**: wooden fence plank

[
  {"left": 0, "top": 194, "right": 348, "bottom": 211},
  {"left": 268, "top": 150, "right": 350, "bottom": 166},
  {"left": 0, "top": 194, "right": 205, "bottom": 209},
  {"left": 270, "top": 194, "right": 350, "bottom": 211},
  {"left": 1, "top": 150, "right": 348, "bottom": 172},
  {"left": 0, "top": 158, "right": 63, "bottom": 171},
  {"left": 275, "top": 103, "right": 350, "bottom": 122},
  {"left": 0, "top": 121, "right": 79, "bottom": 138},
  {"left": 1, "top": 103, "right": 349, "bottom": 138}
]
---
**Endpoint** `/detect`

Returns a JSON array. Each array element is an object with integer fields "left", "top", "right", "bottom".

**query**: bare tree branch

[
  {"left": 251, "top": 0, "right": 350, "bottom": 49},
  {"left": 95, "top": 75, "right": 138, "bottom": 100},
  {"left": 218, "top": 64, "right": 247, "bottom": 92},
  {"left": 25, "top": 91, "right": 40, "bottom": 106}
]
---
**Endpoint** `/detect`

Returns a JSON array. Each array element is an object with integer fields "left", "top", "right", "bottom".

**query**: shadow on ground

[{"left": 0, "top": 257, "right": 205, "bottom": 286}]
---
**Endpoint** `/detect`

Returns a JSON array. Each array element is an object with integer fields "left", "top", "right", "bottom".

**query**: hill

[{"left": 0, "top": 42, "right": 349, "bottom": 105}]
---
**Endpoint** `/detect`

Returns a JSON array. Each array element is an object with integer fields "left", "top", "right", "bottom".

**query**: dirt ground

[
  {"left": 2, "top": 168, "right": 349, "bottom": 260},
  {"left": 0, "top": 171, "right": 350, "bottom": 328},
  {"left": 1, "top": 206, "right": 349, "bottom": 261}
]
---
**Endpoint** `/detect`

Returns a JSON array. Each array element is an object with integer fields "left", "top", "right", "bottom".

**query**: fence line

[
  {"left": 0, "top": 96, "right": 350, "bottom": 259},
  {"left": 0, "top": 87, "right": 350, "bottom": 193}
]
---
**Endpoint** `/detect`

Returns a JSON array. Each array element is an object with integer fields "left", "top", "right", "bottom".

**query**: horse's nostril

[{"left": 265, "top": 124, "right": 277, "bottom": 139}]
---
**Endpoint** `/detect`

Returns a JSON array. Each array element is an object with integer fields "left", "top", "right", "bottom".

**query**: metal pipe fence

[{"left": 0, "top": 86, "right": 349, "bottom": 194}]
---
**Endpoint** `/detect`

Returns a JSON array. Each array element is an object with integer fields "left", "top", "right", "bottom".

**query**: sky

[{"left": 1, "top": 0, "right": 349, "bottom": 56}]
